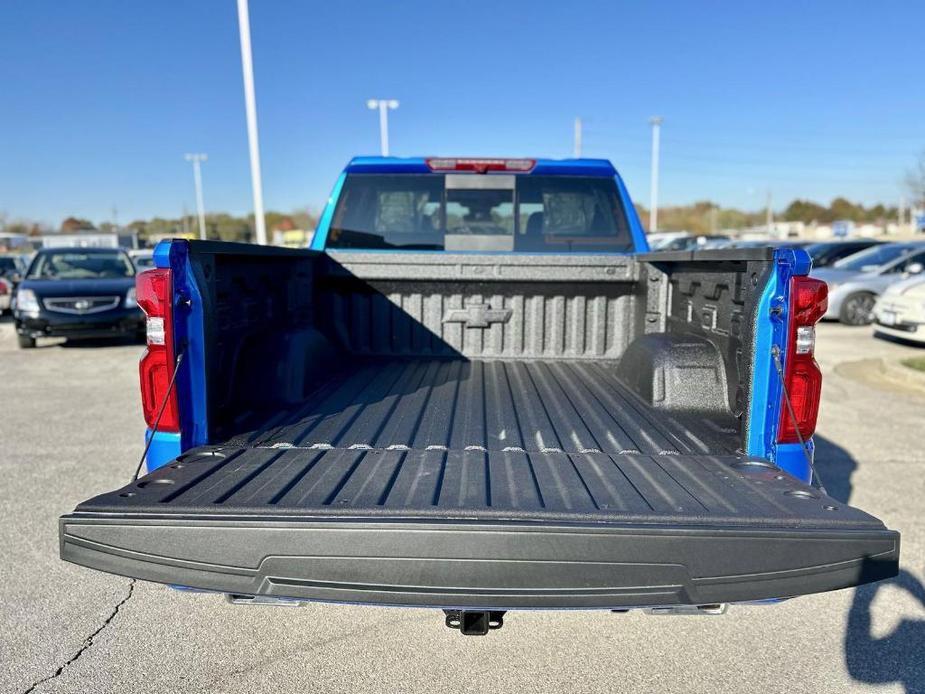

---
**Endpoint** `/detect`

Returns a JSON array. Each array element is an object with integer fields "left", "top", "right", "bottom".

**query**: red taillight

[
  {"left": 425, "top": 158, "right": 535, "bottom": 173},
  {"left": 0, "top": 279, "right": 9, "bottom": 295},
  {"left": 137, "top": 268, "right": 180, "bottom": 432},
  {"left": 777, "top": 276, "right": 828, "bottom": 443}
]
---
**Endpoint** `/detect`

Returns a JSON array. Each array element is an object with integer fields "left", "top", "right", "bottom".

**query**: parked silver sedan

[{"left": 812, "top": 242, "right": 925, "bottom": 325}]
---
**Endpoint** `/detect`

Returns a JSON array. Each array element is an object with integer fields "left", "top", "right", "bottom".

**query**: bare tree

[{"left": 906, "top": 151, "right": 925, "bottom": 207}]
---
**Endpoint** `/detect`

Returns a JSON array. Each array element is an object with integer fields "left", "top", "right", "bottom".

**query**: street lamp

[
  {"left": 184, "top": 153, "right": 207, "bottom": 240},
  {"left": 236, "top": 0, "right": 267, "bottom": 245},
  {"left": 367, "top": 99, "right": 399, "bottom": 156}
]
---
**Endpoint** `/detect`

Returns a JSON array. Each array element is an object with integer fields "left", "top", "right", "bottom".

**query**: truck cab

[{"left": 60, "top": 157, "right": 898, "bottom": 634}]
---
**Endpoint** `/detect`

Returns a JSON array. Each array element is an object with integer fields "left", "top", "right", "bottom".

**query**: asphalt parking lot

[{"left": 1, "top": 317, "right": 924, "bottom": 694}]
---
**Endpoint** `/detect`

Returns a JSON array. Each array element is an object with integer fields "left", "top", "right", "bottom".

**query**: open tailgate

[{"left": 60, "top": 445, "right": 898, "bottom": 609}]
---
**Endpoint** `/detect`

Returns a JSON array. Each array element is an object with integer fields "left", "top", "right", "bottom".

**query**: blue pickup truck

[{"left": 60, "top": 157, "right": 898, "bottom": 634}]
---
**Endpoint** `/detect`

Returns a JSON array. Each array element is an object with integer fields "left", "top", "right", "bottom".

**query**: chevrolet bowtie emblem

[{"left": 442, "top": 303, "right": 513, "bottom": 328}]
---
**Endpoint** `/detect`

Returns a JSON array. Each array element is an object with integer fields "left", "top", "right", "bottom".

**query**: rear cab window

[{"left": 327, "top": 173, "right": 633, "bottom": 252}]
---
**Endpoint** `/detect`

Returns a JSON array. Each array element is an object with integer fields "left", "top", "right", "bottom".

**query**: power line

[
  {"left": 616, "top": 151, "right": 908, "bottom": 172},
  {"left": 592, "top": 132, "right": 923, "bottom": 159},
  {"left": 588, "top": 117, "right": 925, "bottom": 143},
  {"left": 621, "top": 165, "right": 901, "bottom": 185}
]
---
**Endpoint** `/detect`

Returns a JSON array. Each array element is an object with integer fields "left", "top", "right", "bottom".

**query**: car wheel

[
  {"left": 17, "top": 334, "right": 36, "bottom": 349},
  {"left": 839, "top": 292, "right": 876, "bottom": 326}
]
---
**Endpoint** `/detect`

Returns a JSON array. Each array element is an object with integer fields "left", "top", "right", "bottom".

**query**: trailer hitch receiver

[{"left": 443, "top": 610, "right": 506, "bottom": 635}]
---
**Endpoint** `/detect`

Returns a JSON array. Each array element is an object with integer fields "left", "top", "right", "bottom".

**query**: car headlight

[
  {"left": 15, "top": 288, "right": 40, "bottom": 313},
  {"left": 125, "top": 287, "right": 138, "bottom": 309}
]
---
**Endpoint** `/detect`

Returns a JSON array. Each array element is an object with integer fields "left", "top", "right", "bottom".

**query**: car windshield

[
  {"left": 805, "top": 241, "right": 873, "bottom": 267},
  {"left": 0, "top": 257, "right": 17, "bottom": 275},
  {"left": 28, "top": 251, "right": 135, "bottom": 279},
  {"left": 805, "top": 243, "right": 840, "bottom": 264},
  {"left": 832, "top": 244, "right": 915, "bottom": 272},
  {"left": 327, "top": 174, "right": 633, "bottom": 252}
]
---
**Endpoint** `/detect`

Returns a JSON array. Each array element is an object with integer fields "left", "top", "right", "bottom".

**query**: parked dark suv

[{"left": 13, "top": 247, "right": 144, "bottom": 348}]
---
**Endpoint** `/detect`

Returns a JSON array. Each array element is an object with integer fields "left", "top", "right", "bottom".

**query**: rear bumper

[
  {"left": 872, "top": 297, "right": 925, "bottom": 342},
  {"left": 59, "top": 514, "right": 899, "bottom": 610},
  {"left": 873, "top": 322, "right": 925, "bottom": 343},
  {"left": 15, "top": 309, "right": 144, "bottom": 339}
]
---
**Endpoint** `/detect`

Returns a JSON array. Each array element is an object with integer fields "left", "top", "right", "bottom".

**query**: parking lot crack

[{"left": 20, "top": 580, "right": 135, "bottom": 694}]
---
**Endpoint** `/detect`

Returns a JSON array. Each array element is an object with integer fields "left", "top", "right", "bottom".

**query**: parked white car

[
  {"left": 128, "top": 249, "right": 155, "bottom": 270},
  {"left": 872, "top": 274, "right": 925, "bottom": 345}
]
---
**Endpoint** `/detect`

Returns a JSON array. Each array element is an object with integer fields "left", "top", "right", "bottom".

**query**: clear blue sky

[{"left": 1, "top": 0, "right": 923, "bottom": 227}]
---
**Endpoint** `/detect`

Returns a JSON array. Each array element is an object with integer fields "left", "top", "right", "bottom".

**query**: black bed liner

[
  {"left": 62, "top": 356, "right": 899, "bottom": 608},
  {"left": 223, "top": 358, "right": 740, "bottom": 456},
  {"left": 71, "top": 445, "right": 892, "bottom": 529}
]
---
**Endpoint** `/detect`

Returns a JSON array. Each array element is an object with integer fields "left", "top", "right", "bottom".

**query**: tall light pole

[
  {"left": 367, "top": 99, "right": 399, "bottom": 156},
  {"left": 766, "top": 190, "right": 774, "bottom": 237},
  {"left": 648, "top": 116, "right": 663, "bottom": 232},
  {"left": 573, "top": 117, "right": 582, "bottom": 158},
  {"left": 184, "top": 153, "right": 208, "bottom": 240},
  {"left": 236, "top": 0, "right": 268, "bottom": 245}
]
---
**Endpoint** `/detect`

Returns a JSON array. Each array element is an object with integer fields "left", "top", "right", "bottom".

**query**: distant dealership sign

[{"left": 832, "top": 220, "right": 853, "bottom": 238}]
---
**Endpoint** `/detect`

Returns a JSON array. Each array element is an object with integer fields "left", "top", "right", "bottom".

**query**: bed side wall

[{"left": 630, "top": 249, "right": 777, "bottom": 449}]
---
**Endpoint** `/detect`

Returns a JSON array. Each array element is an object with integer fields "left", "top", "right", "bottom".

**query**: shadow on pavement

[
  {"left": 845, "top": 570, "right": 925, "bottom": 694},
  {"left": 813, "top": 434, "right": 856, "bottom": 504},
  {"left": 819, "top": 434, "right": 924, "bottom": 692}
]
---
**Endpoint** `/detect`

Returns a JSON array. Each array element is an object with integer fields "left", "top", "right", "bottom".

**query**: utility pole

[
  {"left": 236, "top": 0, "right": 268, "bottom": 245},
  {"left": 184, "top": 153, "right": 208, "bottom": 240},
  {"left": 765, "top": 190, "right": 774, "bottom": 237},
  {"left": 573, "top": 117, "right": 582, "bottom": 158},
  {"left": 648, "top": 116, "right": 663, "bottom": 232},
  {"left": 367, "top": 99, "right": 399, "bottom": 156}
]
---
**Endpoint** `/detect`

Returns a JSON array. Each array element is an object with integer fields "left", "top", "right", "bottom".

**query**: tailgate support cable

[
  {"left": 771, "top": 345, "right": 826, "bottom": 493},
  {"left": 131, "top": 351, "right": 185, "bottom": 482}
]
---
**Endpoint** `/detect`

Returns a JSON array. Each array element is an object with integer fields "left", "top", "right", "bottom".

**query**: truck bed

[
  {"left": 62, "top": 355, "right": 898, "bottom": 609},
  {"left": 60, "top": 246, "right": 899, "bottom": 611},
  {"left": 224, "top": 358, "right": 740, "bottom": 456}
]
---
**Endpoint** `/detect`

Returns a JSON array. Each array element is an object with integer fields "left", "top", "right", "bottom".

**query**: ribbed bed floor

[
  {"left": 78, "top": 358, "right": 880, "bottom": 527},
  {"left": 227, "top": 358, "right": 740, "bottom": 456}
]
